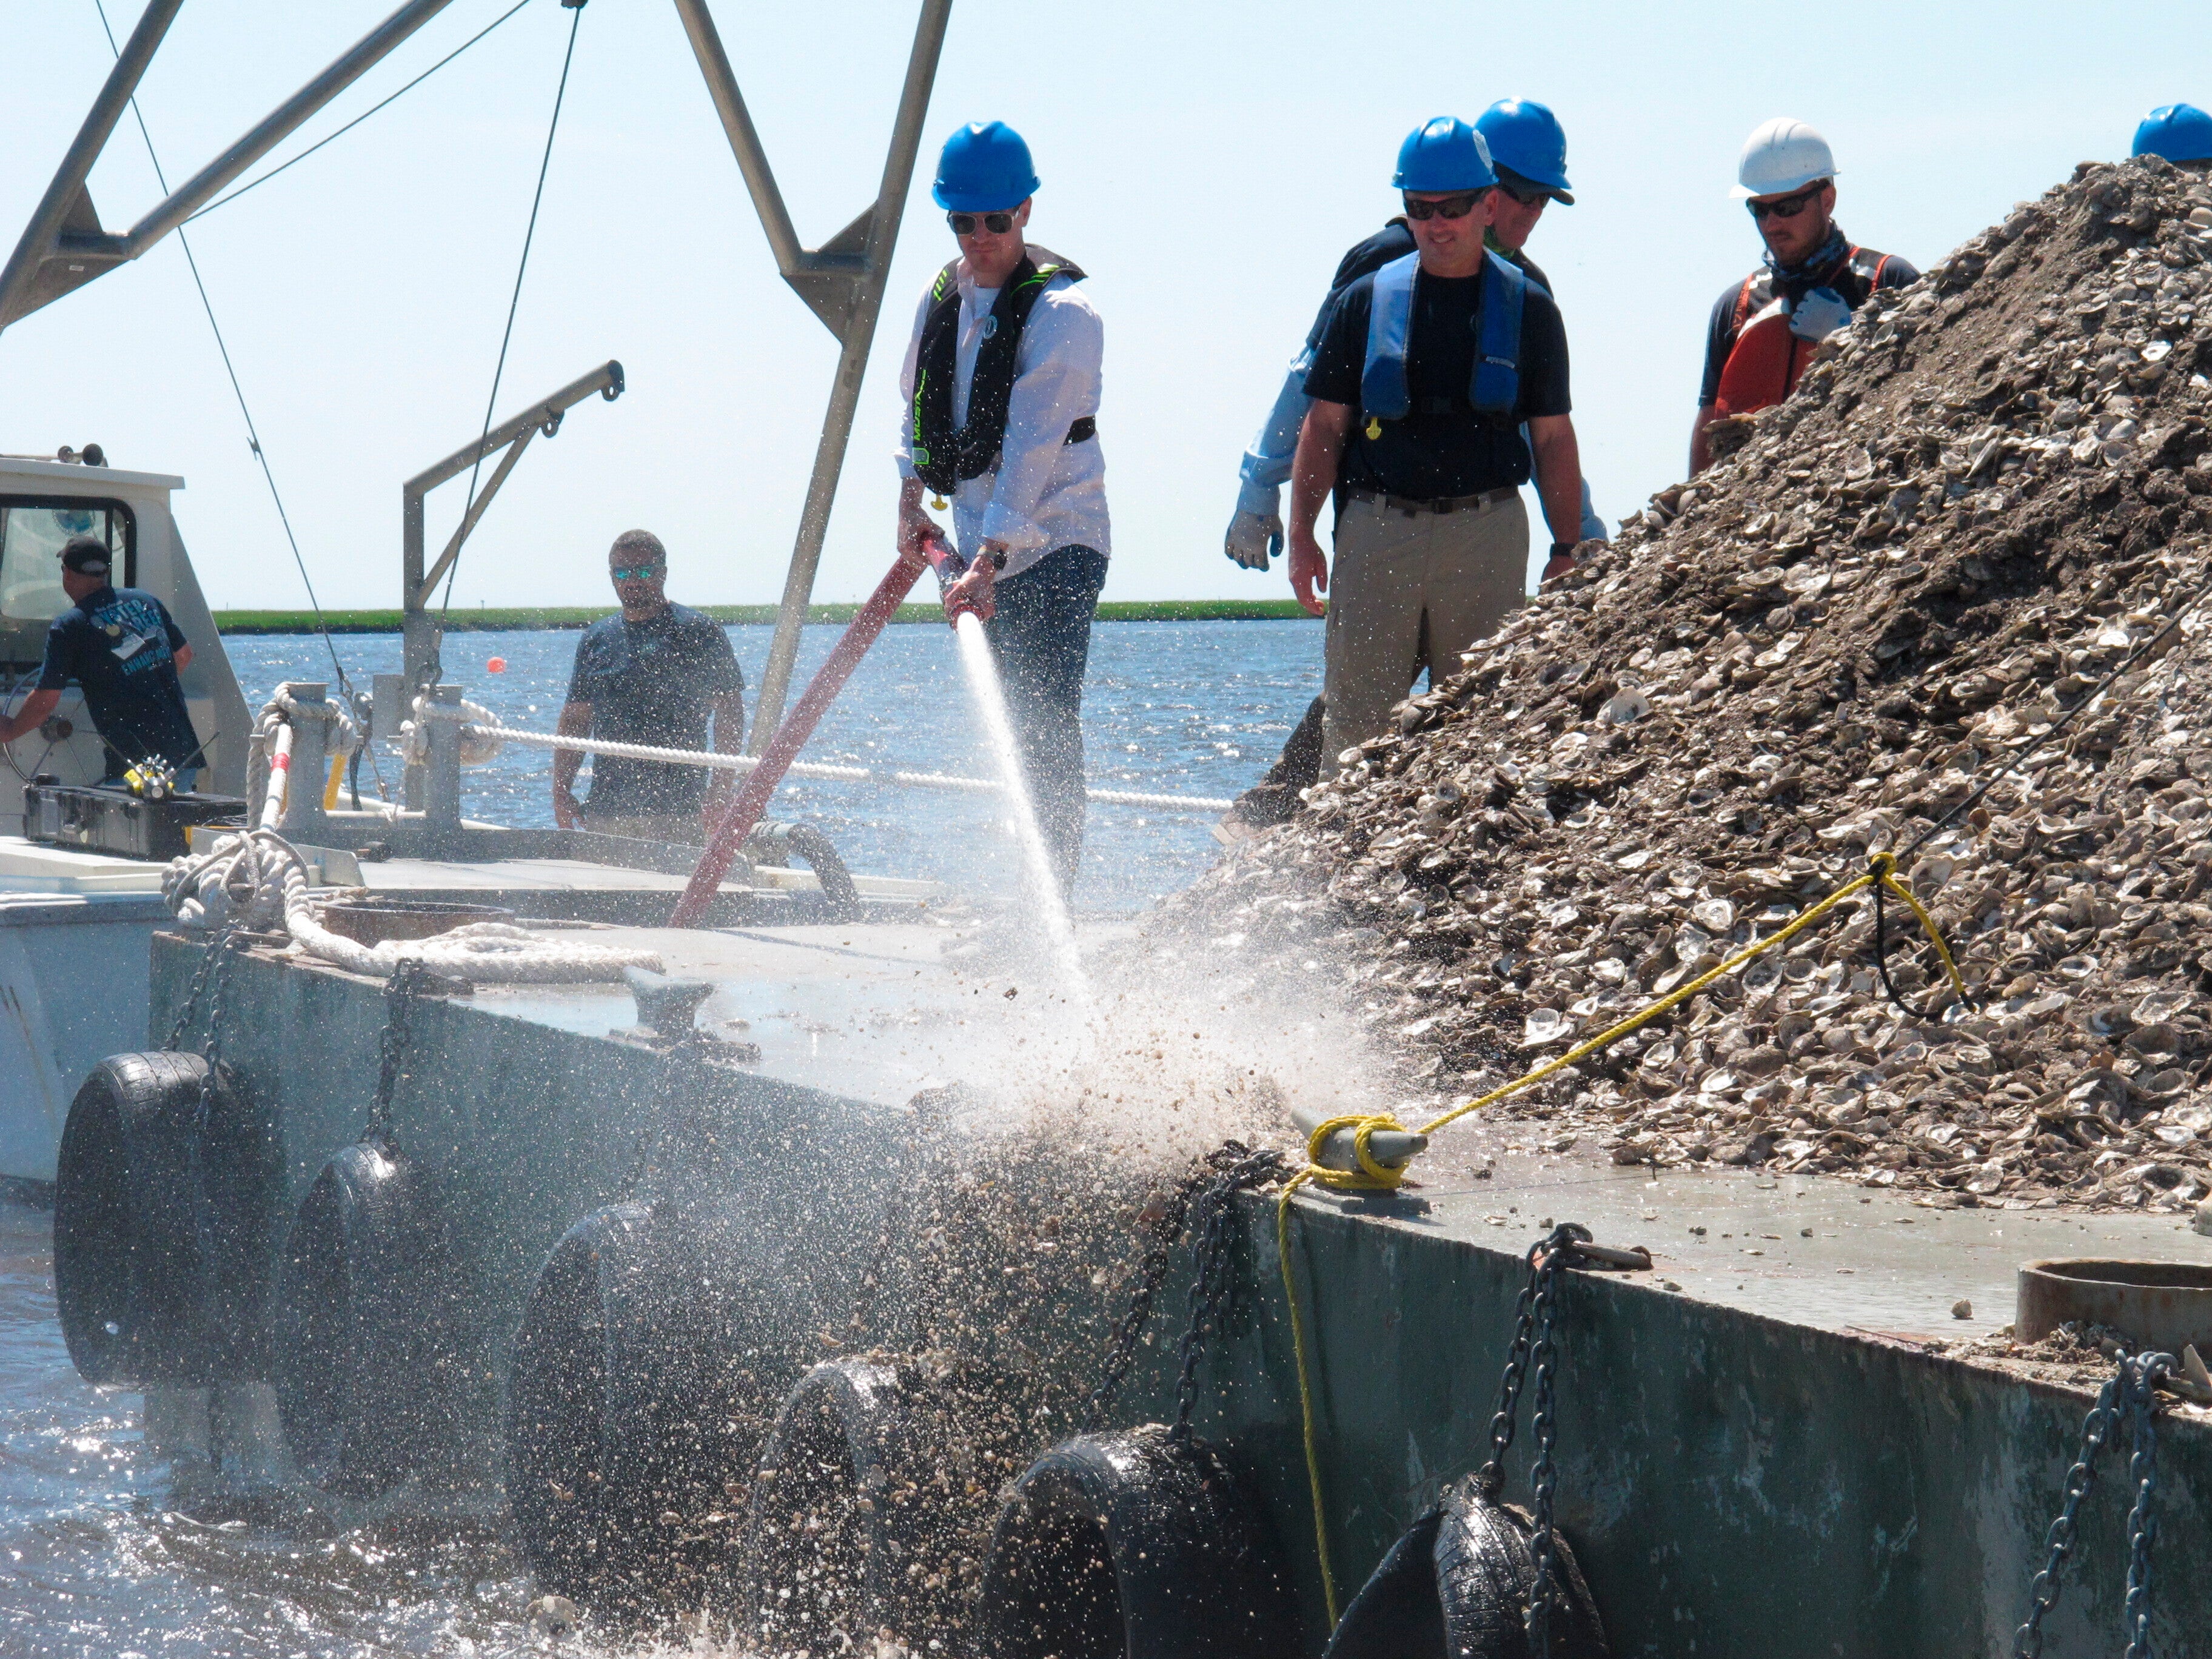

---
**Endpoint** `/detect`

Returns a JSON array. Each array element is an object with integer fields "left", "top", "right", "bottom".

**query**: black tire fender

[
  {"left": 742, "top": 1353, "right": 1048, "bottom": 1651},
  {"left": 1324, "top": 1480, "right": 1610, "bottom": 1659},
  {"left": 971, "top": 1424, "right": 1299, "bottom": 1659},
  {"left": 506, "top": 1201, "right": 798, "bottom": 1612},
  {"left": 273, "top": 1141, "right": 463, "bottom": 1498},
  {"left": 53, "top": 1051, "right": 280, "bottom": 1387}
]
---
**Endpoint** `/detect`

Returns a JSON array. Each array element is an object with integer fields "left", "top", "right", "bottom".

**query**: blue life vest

[{"left": 1358, "top": 249, "right": 1537, "bottom": 427}]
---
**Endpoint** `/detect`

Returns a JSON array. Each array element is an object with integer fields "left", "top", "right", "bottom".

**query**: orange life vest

[{"left": 1712, "top": 246, "right": 1894, "bottom": 418}]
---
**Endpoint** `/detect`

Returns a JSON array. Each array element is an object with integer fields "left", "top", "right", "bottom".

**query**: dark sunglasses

[
  {"left": 1494, "top": 178, "right": 1552, "bottom": 208},
  {"left": 1401, "top": 190, "right": 1487, "bottom": 221},
  {"left": 1747, "top": 182, "right": 1826, "bottom": 221},
  {"left": 947, "top": 210, "right": 1015, "bottom": 236},
  {"left": 611, "top": 563, "right": 663, "bottom": 581}
]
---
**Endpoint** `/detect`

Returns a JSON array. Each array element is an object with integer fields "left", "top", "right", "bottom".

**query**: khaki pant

[{"left": 1322, "top": 491, "right": 1527, "bottom": 770}]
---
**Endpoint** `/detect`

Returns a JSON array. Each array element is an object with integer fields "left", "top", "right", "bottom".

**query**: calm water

[
  {"left": 1, "top": 620, "right": 1319, "bottom": 1657},
  {"left": 233, "top": 619, "right": 1322, "bottom": 915}
]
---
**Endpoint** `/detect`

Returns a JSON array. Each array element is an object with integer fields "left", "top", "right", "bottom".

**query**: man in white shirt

[{"left": 895, "top": 120, "right": 1109, "bottom": 891}]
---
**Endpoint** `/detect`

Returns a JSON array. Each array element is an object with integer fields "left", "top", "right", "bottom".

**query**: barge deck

[{"left": 130, "top": 905, "right": 2212, "bottom": 1658}]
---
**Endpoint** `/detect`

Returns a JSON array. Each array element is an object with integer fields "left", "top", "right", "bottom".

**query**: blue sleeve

[
  {"left": 1301, "top": 283, "right": 1369, "bottom": 407},
  {"left": 1237, "top": 356, "right": 1313, "bottom": 512},
  {"left": 158, "top": 598, "right": 186, "bottom": 654},
  {"left": 34, "top": 617, "right": 76, "bottom": 692},
  {"left": 1578, "top": 476, "right": 1606, "bottom": 543}
]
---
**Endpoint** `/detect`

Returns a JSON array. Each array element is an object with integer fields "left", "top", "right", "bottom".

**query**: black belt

[
  {"left": 1065, "top": 416, "right": 1097, "bottom": 445},
  {"left": 1344, "top": 483, "right": 1515, "bottom": 515}
]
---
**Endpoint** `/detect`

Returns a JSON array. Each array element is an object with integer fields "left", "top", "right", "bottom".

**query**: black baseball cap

[{"left": 59, "top": 535, "right": 110, "bottom": 576}]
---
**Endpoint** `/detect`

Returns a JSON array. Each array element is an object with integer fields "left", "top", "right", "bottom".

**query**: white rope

[
  {"left": 405, "top": 692, "right": 504, "bottom": 771},
  {"left": 461, "top": 722, "right": 1237, "bottom": 814},
  {"left": 164, "top": 826, "right": 662, "bottom": 983},
  {"left": 247, "top": 685, "right": 368, "bottom": 825}
]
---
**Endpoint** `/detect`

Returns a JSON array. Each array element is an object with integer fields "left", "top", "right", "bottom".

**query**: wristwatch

[{"left": 1548, "top": 541, "right": 1577, "bottom": 562}]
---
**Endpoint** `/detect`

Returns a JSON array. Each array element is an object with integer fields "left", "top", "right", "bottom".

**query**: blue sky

[{"left": 0, "top": 1, "right": 2197, "bottom": 611}]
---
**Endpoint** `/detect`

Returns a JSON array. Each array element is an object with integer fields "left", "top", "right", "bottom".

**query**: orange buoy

[{"left": 486, "top": 657, "right": 507, "bottom": 674}]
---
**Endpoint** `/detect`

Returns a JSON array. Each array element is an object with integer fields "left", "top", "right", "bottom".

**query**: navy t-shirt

[
  {"left": 564, "top": 604, "right": 744, "bottom": 814},
  {"left": 1303, "top": 257, "right": 1572, "bottom": 500},
  {"left": 36, "top": 585, "right": 199, "bottom": 773}
]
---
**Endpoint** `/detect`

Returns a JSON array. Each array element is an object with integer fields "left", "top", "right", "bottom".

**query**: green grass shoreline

[{"left": 211, "top": 599, "right": 1316, "bottom": 634}]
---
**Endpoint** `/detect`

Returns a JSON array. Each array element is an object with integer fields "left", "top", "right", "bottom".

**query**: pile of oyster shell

[{"left": 1159, "top": 155, "right": 2212, "bottom": 1214}]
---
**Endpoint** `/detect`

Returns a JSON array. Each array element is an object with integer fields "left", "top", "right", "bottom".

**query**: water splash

[{"left": 951, "top": 614, "right": 1090, "bottom": 1007}]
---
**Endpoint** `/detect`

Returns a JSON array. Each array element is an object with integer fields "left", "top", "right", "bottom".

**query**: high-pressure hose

[{"left": 745, "top": 820, "right": 860, "bottom": 916}]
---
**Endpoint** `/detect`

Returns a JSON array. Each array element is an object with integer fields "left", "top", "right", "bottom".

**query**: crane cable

[
  {"left": 429, "top": 0, "right": 586, "bottom": 678},
  {"left": 180, "top": 0, "right": 538, "bottom": 227},
  {"left": 90, "top": 0, "right": 390, "bottom": 802}
]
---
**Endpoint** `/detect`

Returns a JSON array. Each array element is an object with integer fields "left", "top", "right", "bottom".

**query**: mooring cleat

[
  {"left": 622, "top": 965, "right": 715, "bottom": 1038},
  {"left": 1290, "top": 1105, "right": 1428, "bottom": 1176}
]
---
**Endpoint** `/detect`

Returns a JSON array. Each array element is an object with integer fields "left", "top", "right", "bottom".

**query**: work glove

[
  {"left": 1787, "top": 286, "right": 1853, "bottom": 343},
  {"left": 1224, "top": 508, "right": 1284, "bottom": 571}
]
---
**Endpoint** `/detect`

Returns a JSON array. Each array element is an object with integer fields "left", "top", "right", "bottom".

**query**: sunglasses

[
  {"left": 611, "top": 563, "right": 663, "bottom": 581},
  {"left": 1747, "top": 182, "right": 1826, "bottom": 221},
  {"left": 1401, "top": 191, "right": 1487, "bottom": 221},
  {"left": 1494, "top": 178, "right": 1552, "bottom": 209},
  {"left": 947, "top": 210, "right": 1015, "bottom": 236}
]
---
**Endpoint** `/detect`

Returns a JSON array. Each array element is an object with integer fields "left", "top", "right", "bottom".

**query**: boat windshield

[{"left": 0, "top": 498, "right": 135, "bottom": 667}]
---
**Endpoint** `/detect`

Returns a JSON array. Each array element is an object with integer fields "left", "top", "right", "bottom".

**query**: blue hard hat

[
  {"left": 932, "top": 121, "right": 1039, "bottom": 212},
  {"left": 1476, "top": 98, "right": 1573, "bottom": 204},
  {"left": 2134, "top": 103, "right": 2212, "bottom": 164},
  {"left": 1392, "top": 116, "right": 1496, "bottom": 194}
]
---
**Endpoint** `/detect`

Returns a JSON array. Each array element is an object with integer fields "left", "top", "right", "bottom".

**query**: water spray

[{"left": 950, "top": 609, "right": 1089, "bottom": 1004}]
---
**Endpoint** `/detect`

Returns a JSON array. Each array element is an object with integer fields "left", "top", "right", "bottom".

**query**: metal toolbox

[{"left": 22, "top": 782, "right": 247, "bottom": 862}]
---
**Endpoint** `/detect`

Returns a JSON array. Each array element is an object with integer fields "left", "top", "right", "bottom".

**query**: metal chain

[
  {"left": 164, "top": 924, "right": 244, "bottom": 1054},
  {"left": 367, "top": 961, "right": 432, "bottom": 1151},
  {"left": 1524, "top": 1244, "right": 1566, "bottom": 1657},
  {"left": 2123, "top": 1353, "right": 2176, "bottom": 1659},
  {"left": 167, "top": 927, "right": 252, "bottom": 1309},
  {"left": 1084, "top": 1154, "right": 1232, "bottom": 1432},
  {"left": 2013, "top": 1350, "right": 2179, "bottom": 1659},
  {"left": 612, "top": 1035, "right": 714, "bottom": 1204},
  {"left": 1521, "top": 1224, "right": 1589, "bottom": 1659},
  {"left": 1476, "top": 1267, "right": 1541, "bottom": 1498},
  {"left": 1166, "top": 1146, "right": 1285, "bottom": 1449},
  {"left": 2013, "top": 1362, "right": 2127, "bottom": 1659},
  {"left": 1477, "top": 1222, "right": 1589, "bottom": 1501}
]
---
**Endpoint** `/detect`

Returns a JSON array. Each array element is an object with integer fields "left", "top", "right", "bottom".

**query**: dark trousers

[{"left": 982, "top": 544, "right": 1109, "bottom": 891}]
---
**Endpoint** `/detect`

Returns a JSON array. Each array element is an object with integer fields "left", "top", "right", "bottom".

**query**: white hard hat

[{"left": 1731, "top": 117, "right": 1838, "bottom": 199}]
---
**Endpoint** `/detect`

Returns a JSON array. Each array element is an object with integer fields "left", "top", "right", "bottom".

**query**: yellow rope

[
  {"left": 1270, "top": 851, "right": 1969, "bottom": 1628},
  {"left": 1274, "top": 1164, "right": 1336, "bottom": 1624},
  {"left": 1297, "top": 1111, "right": 1415, "bottom": 1190}
]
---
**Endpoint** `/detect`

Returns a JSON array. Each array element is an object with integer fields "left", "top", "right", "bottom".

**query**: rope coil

[{"left": 164, "top": 825, "right": 661, "bottom": 983}]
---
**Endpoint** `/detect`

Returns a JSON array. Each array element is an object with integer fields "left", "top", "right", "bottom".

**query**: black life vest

[{"left": 909, "top": 249, "right": 1090, "bottom": 496}]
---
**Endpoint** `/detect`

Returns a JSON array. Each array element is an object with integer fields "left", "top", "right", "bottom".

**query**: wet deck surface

[
  {"left": 1304, "top": 1151, "right": 2208, "bottom": 1346},
  {"left": 379, "top": 906, "right": 2212, "bottom": 1355},
  {"left": 473, "top": 917, "right": 1021, "bottom": 1109}
]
